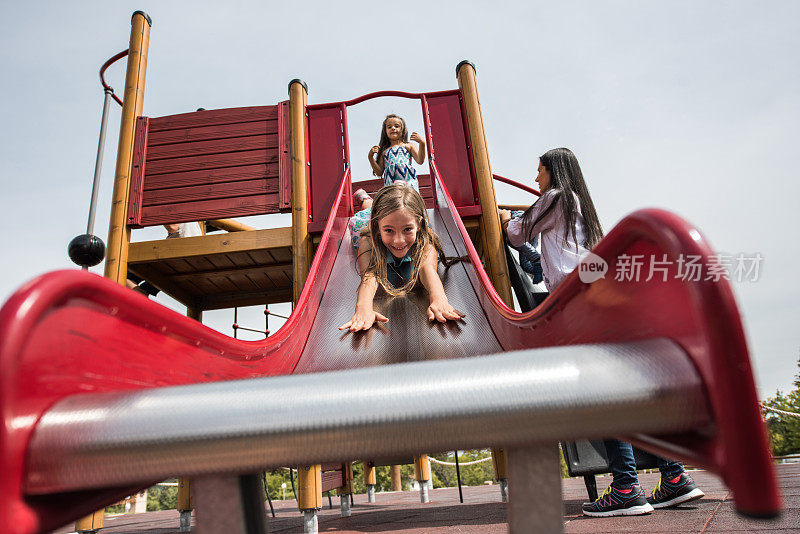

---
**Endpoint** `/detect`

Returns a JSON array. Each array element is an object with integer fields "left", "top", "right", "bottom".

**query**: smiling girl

[{"left": 339, "top": 183, "right": 464, "bottom": 332}]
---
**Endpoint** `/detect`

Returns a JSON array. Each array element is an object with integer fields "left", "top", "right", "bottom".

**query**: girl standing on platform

[
  {"left": 340, "top": 183, "right": 464, "bottom": 332},
  {"left": 349, "top": 114, "right": 426, "bottom": 248},
  {"left": 498, "top": 147, "right": 603, "bottom": 293}
]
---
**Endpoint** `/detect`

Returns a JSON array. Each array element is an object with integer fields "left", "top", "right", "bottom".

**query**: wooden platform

[{"left": 128, "top": 227, "right": 294, "bottom": 310}]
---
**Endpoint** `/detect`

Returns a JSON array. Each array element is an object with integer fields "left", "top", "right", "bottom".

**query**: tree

[{"left": 762, "top": 356, "right": 800, "bottom": 456}]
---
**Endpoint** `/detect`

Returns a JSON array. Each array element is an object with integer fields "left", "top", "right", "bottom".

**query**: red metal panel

[
  {"left": 278, "top": 100, "right": 291, "bottom": 211},
  {"left": 425, "top": 92, "right": 476, "bottom": 208},
  {"left": 307, "top": 106, "right": 346, "bottom": 233},
  {"left": 127, "top": 116, "right": 149, "bottom": 226},
  {"left": 0, "top": 170, "right": 353, "bottom": 532},
  {"left": 148, "top": 106, "right": 277, "bottom": 132}
]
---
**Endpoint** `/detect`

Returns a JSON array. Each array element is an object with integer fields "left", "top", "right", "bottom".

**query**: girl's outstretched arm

[
  {"left": 419, "top": 245, "right": 465, "bottom": 323},
  {"left": 339, "top": 235, "right": 389, "bottom": 331},
  {"left": 368, "top": 145, "right": 385, "bottom": 176},
  {"left": 409, "top": 132, "right": 426, "bottom": 164}
]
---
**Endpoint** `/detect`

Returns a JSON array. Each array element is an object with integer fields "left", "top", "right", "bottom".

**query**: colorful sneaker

[
  {"left": 582, "top": 484, "right": 654, "bottom": 517},
  {"left": 647, "top": 473, "right": 705, "bottom": 508}
]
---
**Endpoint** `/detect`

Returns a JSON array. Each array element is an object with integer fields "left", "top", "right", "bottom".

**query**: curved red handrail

[
  {"left": 492, "top": 173, "right": 540, "bottom": 196},
  {"left": 99, "top": 49, "right": 128, "bottom": 106},
  {"left": 307, "top": 88, "right": 461, "bottom": 110}
]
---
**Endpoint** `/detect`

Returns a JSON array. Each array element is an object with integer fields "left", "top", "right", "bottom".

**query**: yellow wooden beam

[
  {"left": 104, "top": 11, "right": 151, "bottom": 284},
  {"left": 207, "top": 218, "right": 256, "bottom": 233},
  {"left": 289, "top": 80, "right": 311, "bottom": 304},
  {"left": 456, "top": 61, "right": 513, "bottom": 306},
  {"left": 128, "top": 228, "right": 292, "bottom": 263}
]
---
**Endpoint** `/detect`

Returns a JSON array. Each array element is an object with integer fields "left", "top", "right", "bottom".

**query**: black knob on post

[{"left": 68, "top": 234, "right": 106, "bottom": 268}]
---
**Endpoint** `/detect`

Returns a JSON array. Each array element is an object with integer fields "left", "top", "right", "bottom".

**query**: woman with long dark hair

[{"left": 499, "top": 147, "right": 603, "bottom": 291}]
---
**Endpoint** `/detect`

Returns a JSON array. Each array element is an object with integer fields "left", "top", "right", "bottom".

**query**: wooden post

[
  {"left": 390, "top": 465, "right": 402, "bottom": 492},
  {"left": 74, "top": 509, "right": 104, "bottom": 532},
  {"left": 104, "top": 11, "right": 152, "bottom": 284},
  {"left": 456, "top": 60, "right": 513, "bottom": 306},
  {"left": 364, "top": 460, "right": 377, "bottom": 502},
  {"left": 364, "top": 462, "right": 377, "bottom": 485},
  {"left": 492, "top": 446, "right": 509, "bottom": 501},
  {"left": 413, "top": 455, "right": 431, "bottom": 482},
  {"left": 289, "top": 79, "right": 311, "bottom": 303},
  {"left": 297, "top": 464, "right": 322, "bottom": 510},
  {"left": 177, "top": 307, "right": 202, "bottom": 531}
]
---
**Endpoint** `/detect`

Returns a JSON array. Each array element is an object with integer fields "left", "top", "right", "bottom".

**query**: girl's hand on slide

[
  {"left": 339, "top": 309, "right": 389, "bottom": 332},
  {"left": 427, "top": 298, "right": 466, "bottom": 323}
]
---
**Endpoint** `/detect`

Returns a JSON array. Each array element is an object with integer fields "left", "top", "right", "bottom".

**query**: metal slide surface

[
  {"left": 0, "top": 167, "right": 781, "bottom": 533},
  {"left": 294, "top": 209, "right": 502, "bottom": 374}
]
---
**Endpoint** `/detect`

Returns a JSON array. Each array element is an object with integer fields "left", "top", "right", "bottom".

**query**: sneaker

[
  {"left": 647, "top": 473, "right": 705, "bottom": 508},
  {"left": 582, "top": 484, "right": 654, "bottom": 517}
]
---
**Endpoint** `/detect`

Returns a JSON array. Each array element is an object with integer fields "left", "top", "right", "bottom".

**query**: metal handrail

[
  {"left": 24, "top": 338, "right": 708, "bottom": 494},
  {"left": 100, "top": 49, "right": 129, "bottom": 107},
  {"left": 493, "top": 174, "right": 540, "bottom": 197}
]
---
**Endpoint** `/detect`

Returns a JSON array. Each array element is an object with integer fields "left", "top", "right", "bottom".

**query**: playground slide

[{"left": 0, "top": 166, "right": 780, "bottom": 533}]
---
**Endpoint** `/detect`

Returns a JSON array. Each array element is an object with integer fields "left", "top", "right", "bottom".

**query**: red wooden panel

[
  {"left": 145, "top": 150, "right": 278, "bottom": 176},
  {"left": 138, "top": 193, "right": 280, "bottom": 227},
  {"left": 147, "top": 120, "right": 276, "bottom": 146},
  {"left": 321, "top": 468, "right": 346, "bottom": 492},
  {"left": 142, "top": 178, "right": 277, "bottom": 207},
  {"left": 142, "top": 163, "right": 278, "bottom": 191},
  {"left": 148, "top": 106, "right": 277, "bottom": 132},
  {"left": 127, "top": 117, "right": 149, "bottom": 226},
  {"left": 146, "top": 134, "right": 276, "bottom": 161},
  {"left": 425, "top": 92, "right": 477, "bottom": 208},
  {"left": 278, "top": 100, "right": 291, "bottom": 211},
  {"left": 307, "top": 106, "right": 346, "bottom": 226}
]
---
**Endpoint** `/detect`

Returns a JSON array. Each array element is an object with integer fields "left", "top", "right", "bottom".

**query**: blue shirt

[{"left": 387, "top": 250, "right": 413, "bottom": 287}]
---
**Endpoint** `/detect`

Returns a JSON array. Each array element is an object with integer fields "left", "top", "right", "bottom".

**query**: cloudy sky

[{"left": 1, "top": 2, "right": 797, "bottom": 398}]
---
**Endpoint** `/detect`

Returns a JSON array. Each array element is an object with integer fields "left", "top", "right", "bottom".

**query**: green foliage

[
  {"left": 263, "top": 470, "right": 297, "bottom": 501},
  {"left": 762, "top": 356, "right": 800, "bottom": 457},
  {"left": 429, "top": 450, "right": 495, "bottom": 488},
  {"left": 147, "top": 483, "right": 177, "bottom": 511},
  {"left": 105, "top": 502, "right": 126, "bottom": 514}
]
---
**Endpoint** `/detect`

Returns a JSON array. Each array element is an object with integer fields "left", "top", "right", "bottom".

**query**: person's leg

[
  {"left": 582, "top": 440, "right": 653, "bottom": 517},
  {"left": 605, "top": 439, "right": 639, "bottom": 489},
  {"left": 648, "top": 457, "right": 704, "bottom": 508}
]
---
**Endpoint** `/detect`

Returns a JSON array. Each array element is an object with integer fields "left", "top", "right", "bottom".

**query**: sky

[{"left": 0, "top": 1, "right": 798, "bottom": 399}]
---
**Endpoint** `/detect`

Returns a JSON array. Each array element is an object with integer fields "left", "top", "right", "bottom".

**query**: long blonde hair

[{"left": 359, "top": 183, "right": 446, "bottom": 296}]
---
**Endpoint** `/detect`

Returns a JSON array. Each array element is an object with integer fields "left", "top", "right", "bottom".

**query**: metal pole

[
  {"left": 263, "top": 473, "right": 275, "bottom": 518},
  {"left": 87, "top": 89, "right": 113, "bottom": 236},
  {"left": 454, "top": 451, "right": 464, "bottom": 503}
]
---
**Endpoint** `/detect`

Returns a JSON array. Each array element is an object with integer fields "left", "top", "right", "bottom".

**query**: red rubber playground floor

[{"left": 51, "top": 463, "right": 799, "bottom": 533}]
